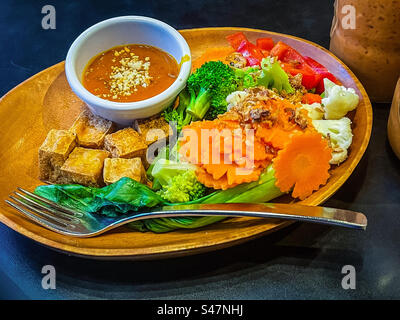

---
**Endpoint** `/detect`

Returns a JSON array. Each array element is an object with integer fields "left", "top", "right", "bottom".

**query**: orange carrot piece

[
  {"left": 273, "top": 132, "right": 332, "bottom": 200},
  {"left": 191, "top": 47, "right": 234, "bottom": 72}
]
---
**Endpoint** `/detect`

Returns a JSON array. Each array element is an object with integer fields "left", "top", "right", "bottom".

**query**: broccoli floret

[
  {"left": 205, "top": 104, "right": 228, "bottom": 120},
  {"left": 322, "top": 79, "right": 359, "bottom": 120},
  {"left": 157, "top": 170, "right": 207, "bottom": 203},
  {"left": 186, "top": 61, "right": 238, "bottom": 120},
  {"left": 162, "top": 88, "right": 193, "bottom": 132},
  {"left": 312, "top": 117, "right": 353, "bottom": 165}
]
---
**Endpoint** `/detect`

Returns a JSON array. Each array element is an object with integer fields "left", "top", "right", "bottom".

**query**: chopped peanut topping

[{"left": 107, "top": 48, "right": 152, "bottom": 99}]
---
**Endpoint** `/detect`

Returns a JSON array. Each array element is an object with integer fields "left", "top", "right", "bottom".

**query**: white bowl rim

[{"left": 65, "top": 15, "right": 191, "bottom": 111}]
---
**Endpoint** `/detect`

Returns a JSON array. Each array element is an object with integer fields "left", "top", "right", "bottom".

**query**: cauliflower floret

[
  {"left": 322, "top": 79, "right": 359, "bottom": 120},
  {"left": 226, "top": 90, "right": 249, "bottom": 110},
  {"left": 312, "top": 117, "right": 353, "bottom": 165},
  {"left": 299, "top": 103, "right": 324, "bottom": 120}
]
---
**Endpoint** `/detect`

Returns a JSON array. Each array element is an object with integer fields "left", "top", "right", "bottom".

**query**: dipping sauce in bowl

[{"left": 83, "top": 44, "right": 179, "bottom": 103}]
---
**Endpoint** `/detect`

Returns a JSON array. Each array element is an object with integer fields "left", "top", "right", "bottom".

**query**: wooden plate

[{"left": 0, "top": 27, "right": 372, "bottom": 260}]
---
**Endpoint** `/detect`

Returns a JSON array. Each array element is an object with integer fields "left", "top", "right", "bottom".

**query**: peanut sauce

[{"left": 83, "top": 44, "right": 179, "bottom": 103}]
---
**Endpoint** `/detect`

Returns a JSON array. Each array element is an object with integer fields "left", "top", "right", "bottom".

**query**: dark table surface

[{"left": 1, "top": 0, "right": 399, "bottom": 300}]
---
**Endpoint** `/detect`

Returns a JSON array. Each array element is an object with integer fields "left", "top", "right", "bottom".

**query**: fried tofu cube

[
  {"left": 60, "top": 147, "right": 110, "bottom": 187},
  {"left": 38, "top": 129, "right": 77, "bottom": 183},
  {"left": 135, "top": 116, "right": 173, "bottom": 145},
  {"left": 69, "top": 109, "right": 114, "bottom": 148},
  {"left": 104, "top": 128, "right": 147, "bottom": 159},
  {"left": 103, "top": 157, "right": 146, "bottom": 185}
]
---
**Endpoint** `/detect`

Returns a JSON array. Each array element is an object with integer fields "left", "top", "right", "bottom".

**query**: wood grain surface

[
  {"left": 0, "top": 27, "right": 373, "bottom": 260},
  {"left": 388, "top": 77, "right": 400, "bottom": 159}
]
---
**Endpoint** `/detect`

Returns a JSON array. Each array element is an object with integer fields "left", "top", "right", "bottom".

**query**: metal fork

[{"left": 5, "top": 187, "right": 367, "bottom": 237}]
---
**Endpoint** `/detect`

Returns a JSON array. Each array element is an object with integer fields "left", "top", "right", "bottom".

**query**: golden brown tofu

[
  {"left": 38, "top": 129, "right": 77, "bottom": 183},
  {"left": 103, "top": 157, "right": 146, "bottom": 185},
  {"left": 60, "top": 147, "right": 110, "bottom": 187},
  {"left": 104, "top": 128, "right": 147, "bottom": 159},
  {"left": 69, "top": 109, "right": 114, "bottom": 148},
  {"left": 135, "top": 116, "right": 173, "bottom": 145}
]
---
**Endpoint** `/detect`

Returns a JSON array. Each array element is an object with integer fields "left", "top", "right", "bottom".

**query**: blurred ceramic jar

[{"left": 329, "top": 0, "right": 400, "bottom": 102}]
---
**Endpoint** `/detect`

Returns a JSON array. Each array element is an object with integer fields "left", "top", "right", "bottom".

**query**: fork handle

[{"left": 121, "top": 203, "right": 367, "bottom": 230}]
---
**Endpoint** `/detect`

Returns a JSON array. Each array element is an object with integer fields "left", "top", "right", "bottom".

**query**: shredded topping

[{"left": 105, "top": 47, "right": 152, "bottom": 99}]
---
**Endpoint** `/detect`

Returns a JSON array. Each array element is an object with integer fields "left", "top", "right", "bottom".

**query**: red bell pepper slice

[
  {"left": 274, "top": 46, "right": 321, "bottom": 90},
  {"left": 302, "top": 93, "right": 322, "bottom": 104},
  {"left": 270, "top": 41, "right": 291, "bottom": 60},
  {"left": 226, "top": 32, "right": 249, "bottom": 51},
  {"left": 280, "top": 58, "right": 321, "bottom": 90},
  {"left": 303, "top": 56, "right": 340, "bottom": 93},
  {"left": 237, "top": 40, "right": 265, "bottom": 66},
  {"left": 256, "top": 37, "right": 274, "bottom": 51}
]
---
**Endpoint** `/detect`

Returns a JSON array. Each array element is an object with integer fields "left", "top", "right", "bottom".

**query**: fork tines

[{"left": 5, "top": 187, "right": 81, "bottom": 233}]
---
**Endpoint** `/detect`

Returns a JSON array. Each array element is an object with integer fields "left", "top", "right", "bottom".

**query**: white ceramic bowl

[{"left": 65, "top": 16, "right": 191, "bottom": 125}]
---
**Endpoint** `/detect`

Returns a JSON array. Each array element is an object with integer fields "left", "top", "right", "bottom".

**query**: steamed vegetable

[
  {"left": 34, "top": 164, "right": 284, "bottom": 233},
  {"left": 162, "top": 89, "right": 193, "bottom": 133},
  {"left": 191, "top": 46, "right": 234, "bottom": 72},
  {"left": 34, "top": 177, "right": 166, "bottom": 218},
  {"left": 150, "top": 158, "right": 207, "bottom": 203},
  {"left": 299, "top": 103, "right": 324, "bottom": 120},
  {"left": 234, "top": 67, "right": 260, "bottom": 88},
  {"left": 312, "top": 117, "right": 353, "bottom": 165},
  {"left": 234, "top": 57, "right": 294, "bottom": 93},
  {"left": 226, "top": 90, "right": 249, "bottom": 108},
  {"left": 186, "top": 61, "right": 239, "bottom": 120},
  {"left": 157, "top": 170, "right": 207, "bottom": 203},
  {"left": 273, "top": 132, "right": 332, "bottom": 200},
  {"left": 202, "top": 165, "right": 283, "bottom": 204},
  {"left": 151, "top": 158, "right": 197, "bottom": 188},
  {"left": 301, "top": 93, "right": 322, "bottom": 104},
  {"left": 34, "top": 177, "right": 223, "bottom": 233},
  {"left": 322, "top": 79, "right": 359, "bottom": 120},
  {"left": 179, "top": 116, "right": 272, "bottom": 190},
  {"left": 258, "top": 57, "right": 294, "bottom": 93}
]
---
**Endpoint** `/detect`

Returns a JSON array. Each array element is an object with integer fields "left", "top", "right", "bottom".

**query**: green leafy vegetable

[
  {"left": 34, "top": 165, "right": 284, "bottom": 233},
  {"left": 34, "top": 177, "right": 166, "bottom": 218}
]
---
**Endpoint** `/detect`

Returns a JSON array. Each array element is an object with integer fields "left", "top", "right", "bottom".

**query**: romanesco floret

[
  {"left": 322, "top": 78, "right": 359, "bottom": 120},
  {"left": 157, "top": 170, "right": 207, "bottom": 203},
  {"left": 299, "top": 103, "right": 324, "bottom": 120},
  {"left": 312, "top": 117, "right": 353, "bottom": 165}
]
